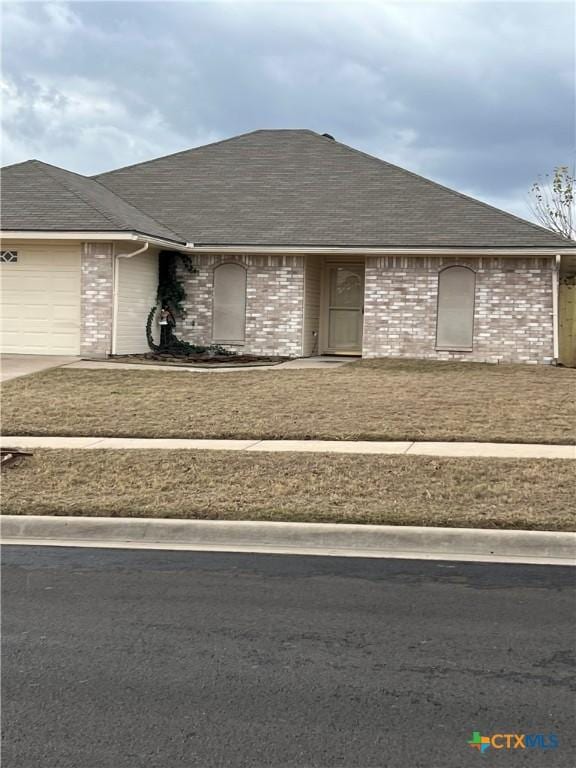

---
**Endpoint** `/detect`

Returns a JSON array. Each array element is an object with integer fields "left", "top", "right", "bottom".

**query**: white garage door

[
  {"left": 114, "top": 248, "right": 160, "bottom": 354},
  {"left": 0, "top": 244, "right": 81, "bottom": 355}
]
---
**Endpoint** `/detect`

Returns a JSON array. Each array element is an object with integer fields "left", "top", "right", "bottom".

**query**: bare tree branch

[{"left": 529, "top": 166, "right": 576, "bottom": 240}]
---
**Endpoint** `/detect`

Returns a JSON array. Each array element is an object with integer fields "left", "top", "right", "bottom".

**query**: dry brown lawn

[
  {"left": 2, "top": 357, "right": 575, "bottom": 444},
  {"left": 2, "top": 449, "right": 574, "bottom": 530}
]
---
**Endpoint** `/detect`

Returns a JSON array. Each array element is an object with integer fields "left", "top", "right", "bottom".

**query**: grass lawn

[
  {"left": 2, "top": 357, "right": 575, "bottom": 444},
  {"left": 2, "top": 449, "right": 574, "bottom": 531}
]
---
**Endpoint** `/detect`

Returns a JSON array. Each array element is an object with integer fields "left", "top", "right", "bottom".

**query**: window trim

[
  {"left": 212, "top": 262, "right": 247, "bottom": 344},
  {"left": 435, "top": 265, "right": 476, "bottom": 352}
]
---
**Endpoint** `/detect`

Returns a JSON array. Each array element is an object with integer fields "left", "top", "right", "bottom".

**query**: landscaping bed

[
  {"left": 2, "top": 449, "right": 574, "bottom": 531},
  {"left": 3, "top": 358, "right": 575, "bottom": 444},
  {"left": 109, "top": 352, "right": 290, "bottom": 367}
]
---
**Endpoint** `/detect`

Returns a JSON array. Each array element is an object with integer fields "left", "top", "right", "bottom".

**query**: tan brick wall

[
  {"left": 178, "top": 254, "right": 305, "bottom": 356},
  {"left": 363, "top": 256, "right": 555, "bottom": 364},
  {"left": 80, "top": 242, "right": 114, "bottom": 357}
]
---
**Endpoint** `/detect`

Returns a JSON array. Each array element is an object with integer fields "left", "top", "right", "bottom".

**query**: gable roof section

[
  {"left": 0, "top": 160, "right": 184, "bottom": 243},
  {"left": 94, "top": 129, "right": 574, "bottom": 249}
]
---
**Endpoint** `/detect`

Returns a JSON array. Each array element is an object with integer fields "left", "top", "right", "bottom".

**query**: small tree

[{"left": 530, "top": 166, "right": 575, "bottom": 240}]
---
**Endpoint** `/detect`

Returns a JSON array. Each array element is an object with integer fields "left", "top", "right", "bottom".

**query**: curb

[{"left": 1, "top": 516, "right": 575, "bottom": 565}]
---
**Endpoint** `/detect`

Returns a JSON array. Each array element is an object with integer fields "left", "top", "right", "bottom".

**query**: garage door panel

[
  {"left": 19, "top": 329, "right": 49, "bottom": 342},
  {"left": 52, "top": 304, "right": 77, "bottom": 320},
  {"left": 20, "top": 320, "right": 46, "bottom": 333},
  {"left": 2, "top": 321, "right": 20, "bottom": 336},
  {"left": 4, "top": 274, "right": 78, "bottom": 294},
  {"left": 1, "top": 245, "right": 81, "bottom": 355},
  {"left": 13, "top": 250, "right": 79, "bottom": 269},
  {"left": 12, "top": 275, "right": 49, "bottom": 292},
  {"left": 19, "top": 306, "right": 48, "bottom": 321},
  {"left": 51, "top": 335, "right": 79, "bottom": 350},
  {"left": 52, "top": 275, "right": 80, "bottom": 292}
]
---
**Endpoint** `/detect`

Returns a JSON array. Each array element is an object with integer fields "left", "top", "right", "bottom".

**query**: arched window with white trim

[
  {"left": 436, "top": 266, "right": 476, "bottom": 350},
  {"left": 213, "top": 263, "right": 247, "bottom": 342}
]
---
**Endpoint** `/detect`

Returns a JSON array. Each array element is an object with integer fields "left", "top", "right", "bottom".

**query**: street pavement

[{"left": 2, "top": 546, "right": 575, "bottom": 767}]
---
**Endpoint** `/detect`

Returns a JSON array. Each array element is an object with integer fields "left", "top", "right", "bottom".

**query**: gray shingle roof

[
  {"left": 3, "top": 132, "right": 574, "bottom": 250},
  {"left": 94, "top": 129, "right": 574, "bottom": 249},
  {"left": 0, "top": 160, "right": 184, "bottom": 243}
]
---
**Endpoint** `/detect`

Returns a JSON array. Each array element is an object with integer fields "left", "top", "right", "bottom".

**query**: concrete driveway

[{"left": 0, "top": 354, "right": 79, "bottom": 382}]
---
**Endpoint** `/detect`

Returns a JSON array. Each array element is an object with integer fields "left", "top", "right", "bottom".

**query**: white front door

[{"left": 324, "top": 264, "right": 364, "bottom": 354}]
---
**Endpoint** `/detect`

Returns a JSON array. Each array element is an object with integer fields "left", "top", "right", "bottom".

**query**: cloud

[
  {"left": 1, "top": 70, "right": 206, "bottom": 174},
  {"left": 1, "top": 0, "right": 574, "bottom": 220}
]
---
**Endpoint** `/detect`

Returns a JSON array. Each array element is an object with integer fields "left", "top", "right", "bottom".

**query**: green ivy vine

[
  {"left": 157, "top": 250, "right": 193, "bottom": 315},
  {"left": 145, "top": 250, "right": 234, "bottom": 356}
]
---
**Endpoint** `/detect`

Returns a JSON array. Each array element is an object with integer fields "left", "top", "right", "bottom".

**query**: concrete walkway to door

[
  {"left": 0, "top": 355, "right": 79, "bottom": 382},
  {"left": 66, "top": 355, "right": 355, "bottom": 373},
  {"left": 1, "top": 355, "right": 354, "bottom": 381}
]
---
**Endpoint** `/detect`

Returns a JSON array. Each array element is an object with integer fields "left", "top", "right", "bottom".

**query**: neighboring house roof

[
  {"left": 0, "top": 159, "right": 184, "bottom": 243},
  {"left": 93, "top": 129, "right": 575, "bottom": 249}
]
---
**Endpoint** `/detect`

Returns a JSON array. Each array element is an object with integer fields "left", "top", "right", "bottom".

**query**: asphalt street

[{"left": 2, "top": 545, "right": 575, "bottom": 768}]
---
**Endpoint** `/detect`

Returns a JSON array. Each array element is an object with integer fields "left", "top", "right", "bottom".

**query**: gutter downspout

[
  {"left": 116, "top": 242, "right": 150, "bottom": 259},
  {"left": 112, "top": 242, "right": 151, "bottom": 355},
  {"left": 552, "top": 254, "right": 560, "bottom": 363}
]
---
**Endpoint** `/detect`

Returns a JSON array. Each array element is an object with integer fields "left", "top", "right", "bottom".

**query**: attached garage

[{"left": 0, "top": 243, "right": 81, "bottom": 355}]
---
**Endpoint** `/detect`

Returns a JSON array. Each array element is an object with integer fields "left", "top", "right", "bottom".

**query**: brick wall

[
  {"left": 178, "top": 254, "right": 305, "bottom": 356},
  {"left": 80, "top": 242, "right": 114, "bottom": 357},
  {"left": 363, "top": 256, "right": 555, "bottom": 364}
]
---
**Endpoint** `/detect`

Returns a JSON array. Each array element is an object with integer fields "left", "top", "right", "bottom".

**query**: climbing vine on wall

[
  {"left": 157, "top": 250, "right": 194, "bottom": 316},
  {"left": 146, "top": 250, "right": 233, "bottom": 356}
]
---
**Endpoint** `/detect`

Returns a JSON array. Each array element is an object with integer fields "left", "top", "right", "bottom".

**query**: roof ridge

[
  {"left": 95, "top": 128, "right": 319, "bottom": 179},
  {"left": 1, "top": 159, "right": 40, "bottom": 171},
  {"left": 32, "top": 161, "right": 125, "bottom": 231},
  {"left": 93, "top": 128, "right": 277, "bottom": 179},
  {"left": 317, "top": 133, "right": 571, "bottom": 244}
]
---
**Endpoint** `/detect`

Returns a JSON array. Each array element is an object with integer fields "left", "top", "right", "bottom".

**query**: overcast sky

[{"left": 2, "top": 0, "right": 574, "bottom": 219}]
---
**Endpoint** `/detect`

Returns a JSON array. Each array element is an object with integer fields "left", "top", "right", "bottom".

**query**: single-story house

[{"left": 2, "top": 129, "right": 575, "bottom": 364}]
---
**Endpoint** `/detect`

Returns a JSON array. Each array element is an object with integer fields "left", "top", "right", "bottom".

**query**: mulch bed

[{"left": 109, "top": 353, "right": 291, "bottom": 366}]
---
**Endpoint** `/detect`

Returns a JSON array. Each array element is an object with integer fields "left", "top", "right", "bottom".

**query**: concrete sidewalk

[{"left": 1, "top": 435, "right": 574, "bottom": 459}]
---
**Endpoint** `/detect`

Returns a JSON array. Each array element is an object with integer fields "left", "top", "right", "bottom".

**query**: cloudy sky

[{"left": 2, "top": 0, "right": 574, "bottom": 219}]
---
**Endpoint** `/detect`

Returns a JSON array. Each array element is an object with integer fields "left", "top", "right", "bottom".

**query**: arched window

[
  {"left": 436, "top": 266, "right": 476, "bottom": 350},
  {"left": 212, "top": 263, "right": 247, "bottom": 342}
]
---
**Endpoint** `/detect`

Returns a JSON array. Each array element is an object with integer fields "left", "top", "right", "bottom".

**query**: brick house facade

[
  {"left": 179, "top": 253, "right": 305, "bottom": 357},
  {"left": 362, "top": 256, "right": 555, "bottom": 364},
  {"left": 3, "top": 130, "right": 575, "bottom": 362},
  {"left": 171, "top": 252, "right": 556, "bottom": 365}
]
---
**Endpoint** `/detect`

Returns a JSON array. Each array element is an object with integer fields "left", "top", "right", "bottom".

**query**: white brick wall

[
  {"left": 362, "top": 256, "right": 555, "bottom": 363},
  {"left": 80, "top": 242, "right": 114, "bottom": 357},
  {"left": 142, "top": 252, "right": 556, "bottom": 364},
  {"left": 179, "top": 254, "right": 305, "bottom": 356}
]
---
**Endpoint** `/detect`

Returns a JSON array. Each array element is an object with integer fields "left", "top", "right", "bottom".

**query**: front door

[{"left": 324, "top": 264, "right": 364, "bottom": 354}]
